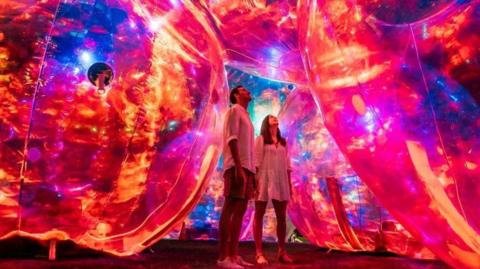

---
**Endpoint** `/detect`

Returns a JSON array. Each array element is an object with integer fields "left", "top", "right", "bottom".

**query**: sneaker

[
  {"left": 217, "top": 257, "right": 244, "bottom": 269},
  {"left": 233, "top": 256, "right": 254, "bottom": 267}
]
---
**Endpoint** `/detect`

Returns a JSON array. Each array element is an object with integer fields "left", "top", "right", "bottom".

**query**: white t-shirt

[{"left": 223, "top": 104, "right": 255, "bottom": 173}]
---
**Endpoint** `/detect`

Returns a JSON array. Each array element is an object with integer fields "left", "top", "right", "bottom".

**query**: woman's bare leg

[{"left": 272, "top": 199, "right": 288, "bottom": 253}]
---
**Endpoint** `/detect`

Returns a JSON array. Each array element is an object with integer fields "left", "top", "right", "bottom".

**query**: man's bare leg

[
  {"left": 228, "top": 198, "right": 248, "bottom": 258},
  {"left": 219, "top": 198, "right": 234, "bottom": 260}
]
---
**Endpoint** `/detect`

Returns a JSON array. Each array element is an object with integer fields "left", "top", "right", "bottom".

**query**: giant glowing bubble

[
  {"left": 280, "top": 88, "right": 434, "bottom": 258},
  {"left": 0, "top": 0, "right": 226, "bottom": 255},
  {"left": 298, "top": 0, "right": 480, "bottom": 267},
  {"left": 206, "top": 0, "right": 307, "bottom": 85}
]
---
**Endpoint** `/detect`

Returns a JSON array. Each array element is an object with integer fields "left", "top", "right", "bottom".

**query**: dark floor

[{"left": 0, "top": 238, "right": 450, "bottom": 269}]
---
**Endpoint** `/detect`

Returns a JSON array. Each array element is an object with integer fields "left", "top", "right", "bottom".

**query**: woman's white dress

[{"left": 254, "top": 135, "right": 291, "bottom": 202}]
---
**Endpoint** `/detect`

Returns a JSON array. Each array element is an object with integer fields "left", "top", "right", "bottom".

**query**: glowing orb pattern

[
  {"left": 0, "top": 0, "right": 226, "bottom": 255},
  {"left": 298, "top": 0, "right": 480, "bottom": 267}
]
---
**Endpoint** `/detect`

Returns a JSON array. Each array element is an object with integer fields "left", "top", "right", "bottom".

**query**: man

[{"left": 217, "top": 85, "right": 255, "bottom": 269}]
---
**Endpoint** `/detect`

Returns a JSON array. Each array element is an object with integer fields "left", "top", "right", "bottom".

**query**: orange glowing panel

[
  {"left": 0, "top": 0, "right": 226, "bottom": 255},
  {"left": 298, "top": 0, "right": 480, "bottom": 268}
]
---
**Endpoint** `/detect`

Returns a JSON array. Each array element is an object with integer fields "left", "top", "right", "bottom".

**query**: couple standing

[{"left": 217, "top": 85, "right": 293, "bottom": 268}]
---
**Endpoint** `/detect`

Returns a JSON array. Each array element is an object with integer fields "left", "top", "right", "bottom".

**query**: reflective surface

[
  {"left": 207, "top": 0, "right": 307, "bottom": 85},
  {"left": 2, "top": 0, "right": 480, "bottom": 265},
  {"left": 298, "top": 0, "right": 480, "bottom": 267},
  {"left": 280, "top": 89, "right": 433, "bottom": 258},
  {"left": 0, "top": 0, "right": 226, "bottom": 255}
]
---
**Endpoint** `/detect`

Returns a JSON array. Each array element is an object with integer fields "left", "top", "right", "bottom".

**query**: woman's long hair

[{"left": 260, "top": 115, "right": 286, "bottom": 146}]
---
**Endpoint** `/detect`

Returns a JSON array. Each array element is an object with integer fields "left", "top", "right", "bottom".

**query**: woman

[{"left": 254, "top": 115, "right": 293, "bottom": 265}]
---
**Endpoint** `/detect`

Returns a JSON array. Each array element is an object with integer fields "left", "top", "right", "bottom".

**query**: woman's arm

[
  {"left": 254, "top": 135, "right": 264, "bottom": 171},
  {"left": 286, "top": 145, "right": 293, "bottom": 196}
]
